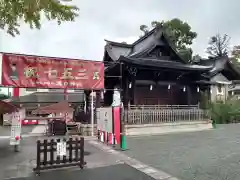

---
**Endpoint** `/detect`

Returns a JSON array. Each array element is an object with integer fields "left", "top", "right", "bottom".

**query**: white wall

[
  {"left": 211, "top": 85, "right": 227, "bottom": 102},
  {"left": 210, "top": 73, "right": 231, "bottom": 102},
  {"left": 0, "top": 87, "right": 13, "bottom": 96}
]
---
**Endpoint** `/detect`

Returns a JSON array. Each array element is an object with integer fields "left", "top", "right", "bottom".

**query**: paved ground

[
  {"left": 0, "top": 125, "right": 36, "bottom": 137},
  {"left": 8, "top": 164, "right": 155, "bottom": 180},
  {"left": 0, "top": 136, "right": 155, "bottom": 180},
  {"left": 123, "top": 124, "right": 240, "bottom": 180}
]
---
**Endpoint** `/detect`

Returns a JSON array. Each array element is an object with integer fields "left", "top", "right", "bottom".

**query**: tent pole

[{"left": 91, "top": 90, "right": 94, "bottom": 136}]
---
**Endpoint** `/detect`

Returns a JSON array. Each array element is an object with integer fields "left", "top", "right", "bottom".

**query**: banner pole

[{"left": 91, "top": 90, "right": 94, "bottom": 136}]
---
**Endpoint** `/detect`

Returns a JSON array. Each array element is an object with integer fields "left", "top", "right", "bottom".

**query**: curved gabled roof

[
  {"left": 120, "top": 56, "right": 212, "bottom": 71},
  {"left": 197, "top": 57, "right": 240, "bottom": 80},
  {"left": 103, "top": 26, "right": 186, "bottom": 63}
]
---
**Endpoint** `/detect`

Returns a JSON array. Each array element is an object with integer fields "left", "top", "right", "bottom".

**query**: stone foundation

[{"left": 125, "top": 121, "right": 213, "bottom": 136}]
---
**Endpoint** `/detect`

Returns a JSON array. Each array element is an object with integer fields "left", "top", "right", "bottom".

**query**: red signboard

[{"left": 1, "top": 53, "right": 104, "bottom": 90}]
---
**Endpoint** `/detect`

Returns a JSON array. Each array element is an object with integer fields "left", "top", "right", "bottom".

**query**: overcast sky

[{"left": 0, "top": 0, "right": 239, "bottom": 61}]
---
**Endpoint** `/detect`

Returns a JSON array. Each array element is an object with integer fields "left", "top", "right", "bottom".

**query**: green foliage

[
  {"left": 139, "top": 24, "right": 149, "bottom": 35},
  {"left": 209, "top": 99, "right": 240, "bottom": 124},
  {"left": 206, "top": 34, "right": 230, "bottom": 58},
  {"left": 199, "top": 91, "right": 210, "bottom": 109},
  {"left": 231, "top": 45, "right": 240, "bottom": 67},
  {"left": 0, "top": 0, "right": 79, "bottom": 36},
  {"left": 140, "top": 18, "right": 197, "bottom": 62}
]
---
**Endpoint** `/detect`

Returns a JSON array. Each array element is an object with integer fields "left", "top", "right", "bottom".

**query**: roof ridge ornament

[{"left": 127, "top": 66, "right": 137, "bottom": 76}]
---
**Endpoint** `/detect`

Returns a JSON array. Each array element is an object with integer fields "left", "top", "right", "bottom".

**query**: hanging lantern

[
  {"left": 183, "top": 86, "right": 186, "bottom": 92},
  {"left": 150, "top": 85, "right": 153, "bottom": 91},
  {"left": 232, "top": 91, "right": 234, "bottom": 95},
  {"left": 197, "top": 87, "right": 200, "bottom": 92},
  {"left": 129, "top": 82, "right": 132, "bottom": 89},
  {"left": 168, "top": 84, "right": 171, "bottom": 90},
  {"left": 210, "top": 89, "right": 212, "bottom": 94}
]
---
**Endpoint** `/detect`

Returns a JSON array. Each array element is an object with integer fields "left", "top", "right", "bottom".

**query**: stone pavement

[
  {"left": 0, "top": 136, "right": 159, "bottom": 180},
  {"left": 123, "top": 124, "right": 240, "bottom": 180},
  {"left": 89, "top": 140, "right": 179, "bottom": 180},
  {"left": 0, "top": 136, "right": 119, "bottom": 179}
]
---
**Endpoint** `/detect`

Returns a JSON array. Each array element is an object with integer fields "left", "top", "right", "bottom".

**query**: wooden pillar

[
  {"left": 103, "top": 78, "right": 114, "bottom": 106},
  {"left": 84, "top": 90, "right": 90, "bottom": 113},
  {"left": 168, "top": 84, "right": 173, "bottom": 105},
  {"left": 83, "top": 90, "right": 90, "bottom": 123},
  {"left": 95, "top": 90, "right": 101, "bottom": 108},
  {"left": 130, "top": 78, "right": 136, "bottom": 105},
  {"left": 187, "top": 85, "right": 192, "bottom": 105},
  {"left": 122, "top": 77, "right": 128, "bottom": 106}
]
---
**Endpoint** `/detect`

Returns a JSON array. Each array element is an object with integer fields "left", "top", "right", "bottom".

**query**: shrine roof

[
  {"left": 196, "top": 57, "right": 240, "bottom": 80},
  {"left": 0, "top": 100, "right": 19, "bottom": 114},
  {"left": 103, "top": 26, "right": 186, "bottom": 63},
  {"left": 32, "top": 101, "right": 74, "bottom": 114},
  {"left": 120, "top": 56, "right": 213, "bottom": 71}
]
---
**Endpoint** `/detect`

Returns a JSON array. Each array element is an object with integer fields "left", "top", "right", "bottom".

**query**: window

[
  {"left": 157, "top": 51, "right": 162, "bottom": 57},
  {"left": 217, "top": 84, "right": 223, "bottom": 95},
  {"left": 26, "top": 88, "right": 37, "bottom": 92}
]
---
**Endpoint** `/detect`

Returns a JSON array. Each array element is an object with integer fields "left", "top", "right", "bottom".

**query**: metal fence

[
  {"left": 124, "top": 105, "right": 209, "bottom": 125},
  {"left": 127, "top": 104, "right": 199, "bottom": 110}
]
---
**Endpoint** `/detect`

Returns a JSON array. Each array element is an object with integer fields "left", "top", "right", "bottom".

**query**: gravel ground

[{"left": 123, "top": 124, "right": 240, "bottom": 180}]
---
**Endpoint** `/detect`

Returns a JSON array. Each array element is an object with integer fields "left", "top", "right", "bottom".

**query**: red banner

[{"left": 1, "top": 53, "right": 104, "bottom": 90}]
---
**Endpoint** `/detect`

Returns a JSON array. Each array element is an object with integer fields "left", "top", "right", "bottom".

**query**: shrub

[{"left": 209, "top": 99, "right": 240, "bottom": 124}]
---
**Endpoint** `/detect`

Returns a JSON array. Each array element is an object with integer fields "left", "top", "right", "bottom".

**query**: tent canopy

[
  {"left": 0, "top": 100, "right": 19, "bottom": 114},
  {"left": 32, "top": 101, "right": 74, "bottom": 115}
]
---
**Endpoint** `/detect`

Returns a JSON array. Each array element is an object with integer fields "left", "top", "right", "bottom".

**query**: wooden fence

[{"left": 33, "top": 137, "right": 86, "bottom": 175}]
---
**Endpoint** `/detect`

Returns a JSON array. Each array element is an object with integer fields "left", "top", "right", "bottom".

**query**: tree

[
  {"left": 206, "top": 34, "right": 230, "bottom": 58},
  {"left": 140, "top": 18, "right": 197, "bottom": 62},
  {"left": 192, "top": 54, "right": 202, "bottom": 63},
  {"left": 140, "top": 25, "right": 149, "bottom": 35},
  {"left": 0, "top": 0, "right": 79, "bottom": 36},
  {"left": 231, "top": 45, "right": 240, "bottom": 66}
]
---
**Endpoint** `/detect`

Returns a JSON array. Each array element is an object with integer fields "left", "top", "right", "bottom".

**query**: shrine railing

[
  {"left": 123, "top": 106, "right": 210, "bottom": 125},
  {"left": 127, "top": 104, "right": 199, "bottom": 110}
]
